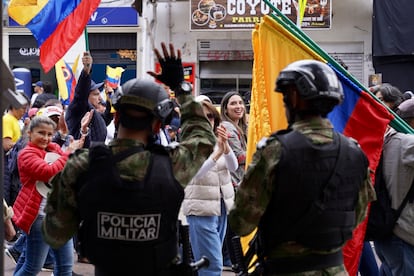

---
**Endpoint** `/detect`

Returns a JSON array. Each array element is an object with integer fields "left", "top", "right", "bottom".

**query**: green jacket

[
  {"left": 229, "top": 117, "right": 375, "bottom": 276},
  {"left": 42, "top": 94, "right": 216, "bottom": 248}
]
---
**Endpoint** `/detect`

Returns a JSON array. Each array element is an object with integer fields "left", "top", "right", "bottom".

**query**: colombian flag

[
  {"left": 244, "top": 14, "right": 396, "bottom": 276},
  {"left": 55, "top": 57, "right": 78, "bottom": 105},
  {"left": 105, "top": 66, "right": 125, "bottom": 88},
  {"left": 8, "top": 0, "right": 100, "bottom": 73}
]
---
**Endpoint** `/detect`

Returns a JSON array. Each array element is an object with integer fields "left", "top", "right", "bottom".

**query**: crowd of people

[{"left": 2, "top": 41, "right": 414, "bottom": 276}]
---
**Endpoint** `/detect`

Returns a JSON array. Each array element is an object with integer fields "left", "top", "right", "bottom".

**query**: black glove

[
  {"left": 147, "top": 43, "right": 184, "bottom": 90},
  {"left": 157, "top": 56, "right": 184, "bottom": 90}
]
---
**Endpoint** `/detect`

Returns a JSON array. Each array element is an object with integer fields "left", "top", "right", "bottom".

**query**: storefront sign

[
  {"left": 87, "top": 7, "right": 138, "bottom": 26},
  {"left": 9, "top": 7, "right": 138, "bottom": 27},
  {"left": 190, "top": 0, "right": 331, "bottom": 30}
]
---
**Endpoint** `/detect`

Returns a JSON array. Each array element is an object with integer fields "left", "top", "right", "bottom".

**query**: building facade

[{"left": 3, "top": 0, "right": 374, "bottom": 102}]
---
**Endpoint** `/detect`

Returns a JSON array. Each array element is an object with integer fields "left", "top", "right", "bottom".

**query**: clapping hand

[
  {"left": 147, "top": 42, "right": 184, "bottom": 90},
  {"left": 81, "top": 110, "right": 94, "bottom": 133},
  {"left": 216, "top": 124, "right": 230, "bottom": 155},
  {"left": 57, "top": 109, "right": 68, "bottom": 135},
  {"left": 66, "top": 136, "right": 85, "bottom": 153}
]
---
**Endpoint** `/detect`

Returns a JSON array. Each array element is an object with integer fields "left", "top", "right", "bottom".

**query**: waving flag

[
  {"left": 244, "top": 10, "right": 405, "bottom": 275},
  {"left": 55, "top": 56, "right": 78, "bottom": 105},
  {"left": 8, "top": 0, "right": 100, "bottom": 73},
  {"left": 105, "top": 66, "right": 125, "bottom": 88}
]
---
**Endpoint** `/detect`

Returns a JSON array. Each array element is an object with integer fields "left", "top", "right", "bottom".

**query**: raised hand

[
  {"left": 82, "top": 51, "right": 93, "bottom": 74},
  {"left": 147, "top": 42, "right": 184, "bottom": 90}
]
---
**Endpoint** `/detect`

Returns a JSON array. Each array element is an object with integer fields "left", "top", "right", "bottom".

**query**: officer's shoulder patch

[
  {"left": 348, "top": 136, "right": 362, "bottom": 148},
  {"left": 347, "top": 136, "right": 358, "bottom": 144},
  {"left": 257, "top": 137, "right": 271, "bottom": 150}
]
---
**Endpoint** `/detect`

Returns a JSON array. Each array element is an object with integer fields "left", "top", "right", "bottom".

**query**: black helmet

[
  {"left": 275, "top": 60, "right": 344, "bottom": 105},
  {"left": 113, "top": 78, "right": 173, "bottom": 123}
]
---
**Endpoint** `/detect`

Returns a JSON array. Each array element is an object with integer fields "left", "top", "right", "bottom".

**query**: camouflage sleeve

[
  {"left": 355, "top": 168, "right": 376, "bottom": 225},
  {"left": 42, "top": 149, "right": 90, "bottom": 249},
  {"left": 229, "top": 137, "right": 282, "bottom": 236},
  {"left": 169, "top": 94, "right": 216, "bottom": 187}
]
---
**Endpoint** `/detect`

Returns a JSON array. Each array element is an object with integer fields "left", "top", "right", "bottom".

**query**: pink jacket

[{"left": 12, "top": 142, "right": 69, "bottom": 234}]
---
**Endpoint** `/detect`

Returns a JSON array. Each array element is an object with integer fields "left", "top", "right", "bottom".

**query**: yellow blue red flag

[
  {"left": 105, "top": 66, "right": 125, "bottom": 88},
  {"left": 8, "top": 0, "right": 100, "bottom": 73},
  {"left": 55, "top": 58, "right": 77, "bottom": 105},
  {"left": 244, "top": 14, "right": 394, "bottom": 276}
]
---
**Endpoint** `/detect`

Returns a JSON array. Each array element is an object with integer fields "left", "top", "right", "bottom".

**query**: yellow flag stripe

[
  {"left": 8, "top": 0, "right": 48, "bottom": 26},
  {"left": 55, "top": 59, "right": 68, "bottom": 100},
  {"left": 242, "top": 14, "right": 326, "bottom": 254}
]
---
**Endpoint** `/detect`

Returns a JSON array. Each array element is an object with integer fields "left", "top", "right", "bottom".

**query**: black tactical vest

[
  {"left": 258, "top": 130, "right": 368, "bottom": 252},
  {"left": 77, "top": 144, "right": 184, "bottom": 276}
]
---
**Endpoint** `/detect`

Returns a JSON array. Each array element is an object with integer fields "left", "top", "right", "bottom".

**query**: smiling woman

[
  {"left": 11, "top": 114, "right": 82, "bottom": 275},
  {"left": 220, "top": 91, "right": 247, "bottom": 186}
]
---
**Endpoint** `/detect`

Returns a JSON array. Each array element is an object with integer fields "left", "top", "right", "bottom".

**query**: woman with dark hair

[
  {"left": 220, "top": 91, "right": 247, "bottom": 187},
  {"left": 373, "top": 83, "right": 404, "bottom": 111},
  {"left": 219, "top": 91, "right": 248, "bottom": 269}
]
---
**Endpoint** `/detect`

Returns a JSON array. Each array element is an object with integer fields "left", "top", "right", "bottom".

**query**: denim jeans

[
  {"left": 12, "top": 232, "right": 55, "bottom": 266},
  {"left": 14, "top": 216, "right": 73, "bottom": 276},
  {"left": 187, "top": 199, "right": 227, "bottom": 276},
  {"left": 374, "top": 234, "right": 414, "bottom": 276},
  {"left": 358, "top": 241, "right": 379, "bottom": 276}
]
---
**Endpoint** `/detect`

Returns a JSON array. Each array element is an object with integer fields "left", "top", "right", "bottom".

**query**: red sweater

[{"left": 12, "top": 142, "right": 69, "bottom": 234}]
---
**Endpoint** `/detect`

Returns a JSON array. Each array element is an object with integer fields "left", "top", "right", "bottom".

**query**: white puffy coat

[{"left": 182, "top": 153, "right": 236, "bottom": 216}]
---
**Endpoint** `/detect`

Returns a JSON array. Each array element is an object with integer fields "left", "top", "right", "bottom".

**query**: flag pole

[
  {"left": 84, "top": 28, "right": 89, "bottom": 51},
  {"left": 262, "top": 0, "right": 414, "bottom": 134}
]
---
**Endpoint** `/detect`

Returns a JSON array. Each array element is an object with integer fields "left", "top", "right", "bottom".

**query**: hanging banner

[{"left": 190, "top": 0, "right": 331, "bottom": 30}]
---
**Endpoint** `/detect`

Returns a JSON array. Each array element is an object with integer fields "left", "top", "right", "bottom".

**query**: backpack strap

[
  {"left": 379, "top": 135, "right": 414, "bottom": 218},
  {"left": 396, "top": 172, "right": 414, "bottom": 217}
]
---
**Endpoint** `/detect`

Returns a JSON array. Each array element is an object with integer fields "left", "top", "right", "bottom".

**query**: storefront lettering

[
  {"left": 19, "top": 48, "right": 39, "bottom": 56},
  {"left": 227, "top": 0, "right": 293, "bottom": 16},
  {"left": 232, "top": 16, "right": 261, "bottom": 23},
  {"left": 206, "top": 50, "right": 252, "bottom": 60},
  {"left": 90, "top": 11, "right": 98, "bottom": 22}
]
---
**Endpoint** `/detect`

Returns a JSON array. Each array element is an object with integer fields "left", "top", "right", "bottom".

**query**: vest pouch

[{"left": 297, "top": 210, "right": 355, "bottom": 250}]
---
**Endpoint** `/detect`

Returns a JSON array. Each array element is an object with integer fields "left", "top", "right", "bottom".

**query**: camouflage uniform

[
  {"left": 42, "top": 93, "right": 216, "bottom": 248},
  {"left": 229, "top": 117, "right": 375, "bottom": 276}
]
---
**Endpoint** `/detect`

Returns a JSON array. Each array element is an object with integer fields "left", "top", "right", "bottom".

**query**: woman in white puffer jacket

[{"left": 182, "top": 99, "right": 238, "bottom": 276}]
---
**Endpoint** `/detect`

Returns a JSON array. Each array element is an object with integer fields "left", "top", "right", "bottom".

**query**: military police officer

[
  {"left": 42, "top": 43, "right": 216, "bottom": 276},
  {"left": 229, "top": 60, "right": 375, "bottom": 276}
]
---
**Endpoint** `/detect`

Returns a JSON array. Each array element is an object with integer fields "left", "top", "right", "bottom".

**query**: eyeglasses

[{"left": 206, "top": 113, "right": 214, "bottom": 120}]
